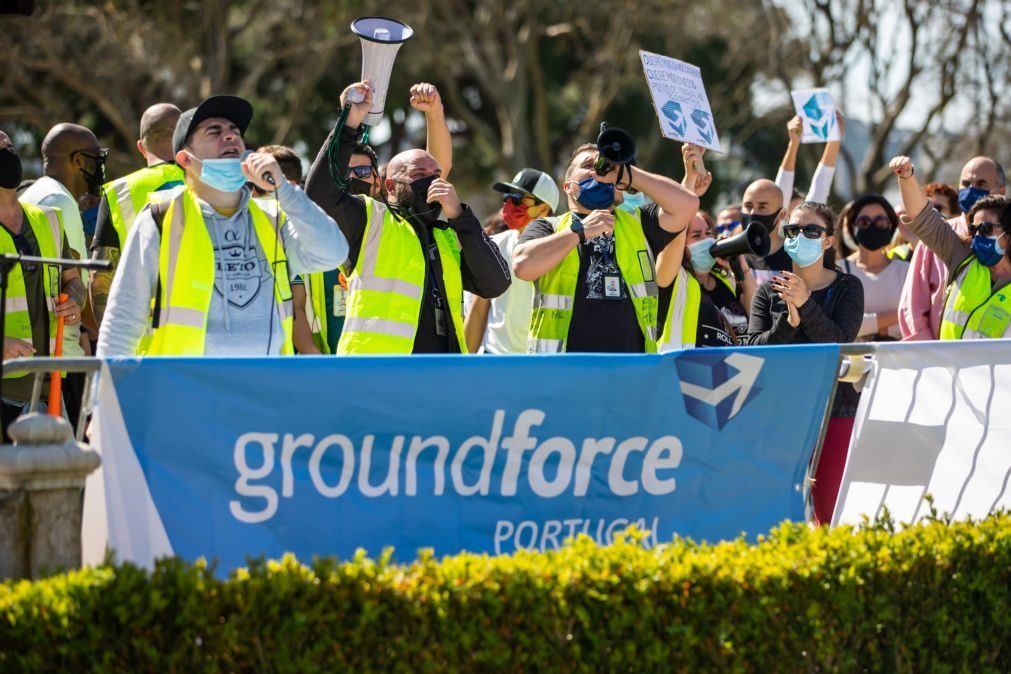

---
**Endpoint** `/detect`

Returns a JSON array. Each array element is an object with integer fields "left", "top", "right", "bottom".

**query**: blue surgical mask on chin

[
  {"left": 971, "top": 233, "right": 1006, "bottom": 267},
  {"left": 958, "top": 186, "right": 989, "bottom": 214},
  {"left": 783, "top": 235, "right": 825, "bottom": 268},
  {"left": 574, "top": 176, "right": 615, "bottom": 210},
  {"left": 192, "top": 153, "right": 248, "bottom": 193},
  {"left": 688, "top": 238, "right": 717, "bottom": 273},
  {"left": 617, "top": 190, "right": 651, "bottom": 215}
]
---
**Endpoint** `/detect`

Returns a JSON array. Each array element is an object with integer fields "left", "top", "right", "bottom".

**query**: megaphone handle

[{"left": 347, "top": 88, "right": 365, "bottom": 104}]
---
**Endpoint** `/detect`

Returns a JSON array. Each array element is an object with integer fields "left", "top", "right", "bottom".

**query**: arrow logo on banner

[
  {"left": 803, "top": 94, "right": 833, "bottom": 140},
  {"left": 690, "top": 109, "right": 713, "bottom": 144},
  {"left": 679, "top": 352, "right": 764, "bottom": 428},
  {"left": 662, "top": 100, "right": 686, "bottom": 136}
]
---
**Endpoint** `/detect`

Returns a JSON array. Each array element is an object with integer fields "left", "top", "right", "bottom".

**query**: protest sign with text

[{"left": 640, "top": 50, "right": 721, "bottom": 152}]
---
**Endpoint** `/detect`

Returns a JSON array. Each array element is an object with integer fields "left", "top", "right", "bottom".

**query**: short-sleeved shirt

[{"left": 517, "top": 203, "right": 679, "bottom": 352}]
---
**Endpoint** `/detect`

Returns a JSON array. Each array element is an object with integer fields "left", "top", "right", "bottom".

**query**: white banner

[{"left": 833, "top": 340, "right": 1011, "bottom": 526}]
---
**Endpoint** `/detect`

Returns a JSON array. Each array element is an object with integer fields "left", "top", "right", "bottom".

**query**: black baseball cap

[{"left": 172, "top": 95, "right": 254, "bottom": 154}]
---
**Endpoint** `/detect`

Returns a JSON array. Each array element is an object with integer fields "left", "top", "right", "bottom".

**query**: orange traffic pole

[{"left": 47, "top": 292, "right": 68, "bottom": 416}]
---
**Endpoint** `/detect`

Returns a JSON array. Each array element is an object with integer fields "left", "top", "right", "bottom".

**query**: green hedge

[{"left": 1, "top": 514, "right": 1009, "bottom": 673}]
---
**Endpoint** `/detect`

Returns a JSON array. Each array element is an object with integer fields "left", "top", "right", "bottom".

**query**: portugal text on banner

[{"left": 86, "top": 346, "right": 838, "bottom": 573}]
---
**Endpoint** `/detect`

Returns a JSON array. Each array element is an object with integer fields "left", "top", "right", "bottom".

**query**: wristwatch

[{"left": 570, "top": 219, "right": 586, "bottom": 245}]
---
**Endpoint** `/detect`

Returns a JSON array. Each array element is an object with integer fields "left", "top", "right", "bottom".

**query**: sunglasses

[
  {"left": 782, "top": 223, "right": 828, "bottom": 239},
  {"left": 72, "top": 148, "right": 110, "bottom": 162},
  {"left": 349, "top": 165, "right": 374, "bottom": 179},
  {"left": 853, "top": 214, "right": 892, "bottom": 229},
  {"left": 969, "top": 221, "right": 1005, "bottom": 238},
  {"left": 503, "top": 192, "right": 537, "bottom": 207},
  {"left": 715, "top": 220, "right": 740, "bottom": 236}
]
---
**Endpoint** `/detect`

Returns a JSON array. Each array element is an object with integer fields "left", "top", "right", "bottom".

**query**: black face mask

[
  {"left": 406, "top": 174, "right": 441, "bottom": 225},
  {"left": 742, "top": 210, "right": 781, "bottom": 234},
  {"left": 80, "top": 158, "right": 106, "bottom": 196},
  {"left": 855, "top": 224, "right": 895, "bottom": 251},
  {"left": 349, "top": 177, "right": 374, "bottom": 197},
  {"left": 0, "top": 146, "right": 23, "bottom": 190}
]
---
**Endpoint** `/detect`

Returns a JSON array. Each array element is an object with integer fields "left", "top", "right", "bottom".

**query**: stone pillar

[{"left": 0, "top": 413, "right": 101, "bottom": 580}]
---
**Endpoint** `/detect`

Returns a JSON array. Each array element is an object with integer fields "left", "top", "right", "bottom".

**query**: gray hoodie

[{"left": 97, "top": 180, "right": 347, "bottom": 357}]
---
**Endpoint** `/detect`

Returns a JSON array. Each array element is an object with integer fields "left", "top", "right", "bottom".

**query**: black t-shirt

[
  {"left": 517, "top": 203, "right": 679, "bottom": 353},
  {"left": 657, "top": 274, "right": 735, "bottom": 349},
  {"left": 703, "top": 274, "right": 748, "bottom": 341}
]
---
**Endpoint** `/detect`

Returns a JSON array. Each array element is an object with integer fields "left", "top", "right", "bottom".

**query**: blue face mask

[
  {"left": 81, "top": 206, "right": 98, "bottom": 237},
  {"left": 617, "top": 190, "right": 651, "bottom": 215},
  {"left": 193, "top": 155, "right": 248, "bottom": 193},
  {"left": 971, "top": 233, "right": 1006, "bottom": 267},
  {"left": 958, "top": 186, "right": 989, "bottom": 214},
  {"left": 574, "top": 177, "right": 615, "bottom": 210},
  {"left": 783, "top": 234, "right": 825, "bottom": 268},
  {"left": 688, "top": 238, "right": 716, "bottom": 273}
]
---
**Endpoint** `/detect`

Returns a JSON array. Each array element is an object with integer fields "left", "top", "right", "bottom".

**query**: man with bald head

[
  {"left": 899, "top": 155, "right": 1006, "bottom": 340},
  {"left": 305, "top": 81, "right": 510, "bottom": 354},
  {"left": 739, "top": 178, "right": 794, "bottom": 273},
  {"left": 89, "top": 103, "right": 185, "bottom": 324},
  {"left": 19, "top": 122, "right": 104, "bottom": 426},
  {"left": 1, "top": 129, "right": 87, "bottom": 436}
]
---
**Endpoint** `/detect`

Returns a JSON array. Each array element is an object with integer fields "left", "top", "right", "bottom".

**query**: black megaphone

[
  {"left": 594, "top": 122, "right": 636, "bottom": 175},
  {"left": 710, "top": 222, "right": 771, "bottom": 259}
]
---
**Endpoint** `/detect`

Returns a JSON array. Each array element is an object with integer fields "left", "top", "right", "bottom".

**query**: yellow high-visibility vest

[
  {"left": 528, "top": 209, "right": 658, "bottom": 353},
  {"left": 337, "top": 198, "right": 466, "bottom": 354},
  {"left": 0, "top": 202, "right": 63, "bottom": 378},
  {"left": 100, "top": 163, "right": 184, "bottom": 243},
  {"left": 939, "top": 256, "right": 1011, "bottom": 340},
  {"left": 144, "top": 188, "right": 293, "bottom": 355}
]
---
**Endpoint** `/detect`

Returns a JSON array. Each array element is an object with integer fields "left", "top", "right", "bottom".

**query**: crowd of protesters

[{"left": 2, "top": 81, "right": 1009, "bottom": 519}]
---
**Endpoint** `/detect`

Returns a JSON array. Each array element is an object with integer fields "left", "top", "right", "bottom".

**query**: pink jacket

[{"left": 898, "top": 215, "right": 967, "bottom": 340}]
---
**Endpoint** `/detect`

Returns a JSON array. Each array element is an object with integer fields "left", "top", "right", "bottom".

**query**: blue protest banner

[{"left": 91, "top": 345, "right": 838, "bottom": 572}]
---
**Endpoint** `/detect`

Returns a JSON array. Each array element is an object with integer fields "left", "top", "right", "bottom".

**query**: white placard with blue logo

[
  {"left": 85, "top": 346, "right": 838, "bottom": 572},
  {"left": 791, "top": 87, "right": 841, "bottom": 143},
  {"left": 640, "top": 50, "right": 721, "bottom": 152}
]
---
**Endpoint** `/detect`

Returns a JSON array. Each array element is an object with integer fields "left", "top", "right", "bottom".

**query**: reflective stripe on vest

[
  {"left": 337, "top": 198, "right": 466, "bottom": 354},
  {"left": 100, "top": 163, "right": 185, "bottom": 244},
  {"left": 2, "top": 203, "right": 63, "bottom": 377},
  {"left": 304, "top": 271, "right": 331, "bottom": 354},
  {"left": 528, "top": 209, "right": 659, "bottom": 353},
  {"left": 657, "top": 267, "right": 703, "bottom": 353},
  {"left": 939, "top": 256, "right": 1011, "bottom": 340},
  {"left": 144, "top": 189, "right": 294, "bottom": 355}
]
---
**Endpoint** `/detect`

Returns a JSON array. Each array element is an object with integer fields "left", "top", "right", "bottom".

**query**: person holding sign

[
  {"left": 512, "top": 139, "right": 699, "bottom": 353},
  {"left": 890, "top": 155, "right": 1011, "bottom": 340},
  {"left": 776, "top": 112, "right": 845, "bottom": 210}
]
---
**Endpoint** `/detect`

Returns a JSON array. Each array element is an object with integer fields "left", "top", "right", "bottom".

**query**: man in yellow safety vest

[
  {"left": 96, "top": 95, "right": 347, "bottom": 357},
  {"left": 511, "top": 142, "right": 699, "bottom": 352}
]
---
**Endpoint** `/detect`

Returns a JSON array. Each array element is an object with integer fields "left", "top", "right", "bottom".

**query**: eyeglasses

[
  {"left": 503, "top": 192, "right": 537, "bottom": 207},
  {"left": 71, "top": 148, "right": 110, "bottom": 162},
  {"left": 782, "top": 224, "right": 828, "bottom": 239},
  {"left": 969, "top": 221, "right": 1005, "bottom": 237},
  {"left": 349, "top": 165, "right": 374, "bottom": 179},
  {"left": 853, "top": 214, "right": 892, "bottom": 229}
]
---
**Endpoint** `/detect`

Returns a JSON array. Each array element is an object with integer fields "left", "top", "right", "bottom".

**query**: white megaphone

[{"left": 347, "top": 17, "right": 414, "bottom": 127}]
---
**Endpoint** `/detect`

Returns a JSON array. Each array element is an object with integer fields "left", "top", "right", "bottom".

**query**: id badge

[
  {"left": 333, "top": 286, "right": 348, "bottom": 318},
  {"left": 604, "top": 275, "right": 622, "bottom": 299},
  {"left": 435, "top": 306, "right": 448, "bottom": 336}
]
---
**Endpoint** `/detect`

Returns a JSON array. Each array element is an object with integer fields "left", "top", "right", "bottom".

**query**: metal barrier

[
  {"left": 2, "top": 357, "right": 100, "bottom": 442},
  {"left": 7, "top": 349, "right": 880, "bottom": 525}
]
